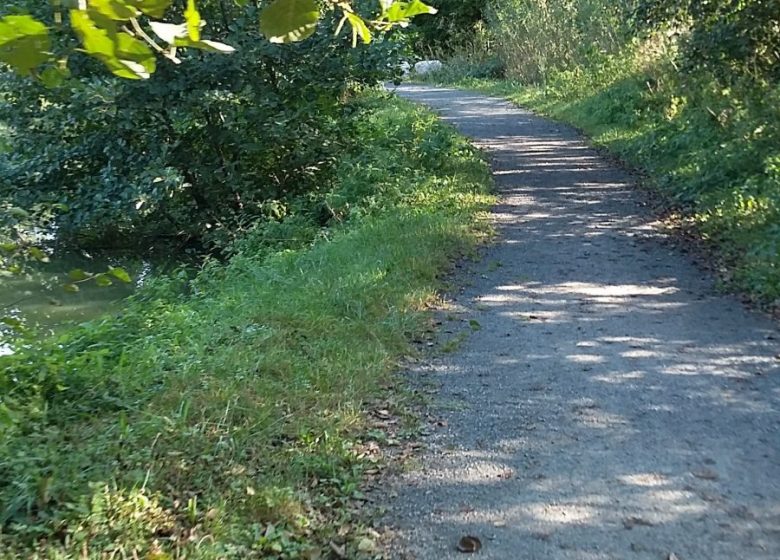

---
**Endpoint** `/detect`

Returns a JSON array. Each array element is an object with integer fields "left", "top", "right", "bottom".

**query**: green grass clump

[
  {"left": 425, "top": 48, "right": 780, "bottom": 304},
  {"left": 0, "top": 91, "right": 494, "bottom": 558}
]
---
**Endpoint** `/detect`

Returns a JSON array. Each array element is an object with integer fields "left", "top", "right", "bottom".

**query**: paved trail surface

[{"left": 387, "top": 84, "right": 780, "bottom": 559}]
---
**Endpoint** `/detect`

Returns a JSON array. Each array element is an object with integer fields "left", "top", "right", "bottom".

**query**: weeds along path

[{"left": 387, "top": 84, "right": 780, "bottom": 559}]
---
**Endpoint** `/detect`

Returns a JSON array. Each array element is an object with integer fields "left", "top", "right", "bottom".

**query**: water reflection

[{"left": 1, "top": 249, "right": 183, "bottom": 355}]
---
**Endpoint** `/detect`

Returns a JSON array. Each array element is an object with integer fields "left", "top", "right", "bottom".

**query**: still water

[{"left": 1, "top": 249, "right": 184, "bottom": 353}]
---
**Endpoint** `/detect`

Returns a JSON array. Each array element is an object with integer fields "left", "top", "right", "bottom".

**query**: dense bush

[
  {"left": 630, "top": 0, "right": 780, "bottom": 83},
  {"left": 484, "top": 0, "right": 779, "bottom": 86},
  {"left": 484, "top": 0, "right": 625, "bottom": 83},
  {"left": 0, "top": 2, "right": 405, "bottom": 250},
  {"left": 410, "top": 0, "right": 485, "bottom": 55}
]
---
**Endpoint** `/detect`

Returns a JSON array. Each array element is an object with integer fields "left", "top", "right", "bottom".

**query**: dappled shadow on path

[{"left": 389, "top": 85, "right": 780, "bottom": 560}]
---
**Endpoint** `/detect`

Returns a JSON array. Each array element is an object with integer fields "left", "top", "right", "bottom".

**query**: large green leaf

[
  {"left": 0, "top": 15, "right": 52, "bottom": 74},
  {"left": 403, "top": 0, "right": 437, "bottom": 18},
  {"left": 71, "top": 9, "right": 156, "bottom": 79},
  {"left": 345, "top": 12, "right": 371, "bottom": 46},
  {"left": 94, "top": 273, "right": 113, "bottom": 287},
  {"left": 149, "top": 21, "right": 235, "bottom": 53},
  {"left": 384, "top": 0, "right": 437, "bottom": 22},
  {"left": 132, "top": 0, "right": 173, "bottom": 18},
  {"left": 88, "top": 0, "right": 139, "bottom": 21},
  {"left": 175, "top": 36, "right": 235, "bottom": 53},
  {"left": 148, "top": 21, "right": 187, "bottom": 43},
  {"left": 68, "top": 268, "right": 90, "bottom": 281},
  {"left": 259, "top": 0, "right": 320, "bottom": 44},
  {"left": 108, "top": 266, "right": 132, "bottom": 283}
]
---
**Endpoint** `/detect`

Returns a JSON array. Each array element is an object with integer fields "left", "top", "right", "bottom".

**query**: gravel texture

[{"left": 385, "top": 84, "right": 780, "bottom": 560}]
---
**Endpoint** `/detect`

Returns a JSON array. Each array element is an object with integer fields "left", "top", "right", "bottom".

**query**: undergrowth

[
  {"left": 424, "top": 47, "right": 780, "bottom": 304},
  {"left": 0, "top": 90, "right": 494, "bottom": 558}
]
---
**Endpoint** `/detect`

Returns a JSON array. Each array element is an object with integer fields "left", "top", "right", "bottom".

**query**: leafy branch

[{"left": 0, "top": 0, "right": 436, "bottom": 81}]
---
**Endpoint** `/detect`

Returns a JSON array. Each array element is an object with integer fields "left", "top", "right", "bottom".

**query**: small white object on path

[{"left": 414, "top": 60, "right": 443, "bottom": 76}]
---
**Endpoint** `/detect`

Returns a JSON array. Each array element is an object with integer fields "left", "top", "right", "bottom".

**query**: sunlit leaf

[
  {"left": 384, "top": 2, "right": 406, "bottom": 22},
  {"left": 148, "top": 21, "right": 185, "bottom": 44},
  {"left": 68, "top": 268, "right": 90, "bottom": 281},
  {"left": 175, "top": 37, "right": 235, "bottom": 53},
  {"left": 88, "top": 0, "right": 139, "bottom": 21},
  {"left": 403, "top": 0, "right": 437, "bottom": 17},
  {"left": 150, "top": 21, "right": 235, "bottom": 53},
  {"left": 71, "top": 10, "right": 156, "bottom": 79},
  {"left": 0, "top": 15, "right": 52, "bottom": 74},
  {"left": 94, "top": 274, "right": 113, "bottom": 287},
  {"left": 132, "top": 0, "right": 173, "bottom": 18},
  {"left": 384, "top": 0, "right": 437, "bottom": 22},
  {"left": 345, "top": 12, "right": 371, "bottom": 46},
  {"left": 63, "top": 283, "right": 80, "bottom": 293},
  {"left": 108, "top": 266, "right": 132, "bottom": 283},
  {"left": 259, "top": 0, "right": 320, "bottom": 44},
  {"left": 28, "top": 247, "right": 48, "bottom": 261},
  {"left": 184, "top": 0, "right": 201, "bottom": 41}
]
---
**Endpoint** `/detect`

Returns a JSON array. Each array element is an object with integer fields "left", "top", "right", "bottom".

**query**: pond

[{"left": 1, "top": 248, "right": 193, "bottom": 353}]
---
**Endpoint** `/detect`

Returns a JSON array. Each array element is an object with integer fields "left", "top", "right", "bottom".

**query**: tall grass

[
  {"left": 485, "top": 0, "right": 623, "bottom": 83},
  {"left": 0, "top": 91, "right": 494, "bottom": 558}
]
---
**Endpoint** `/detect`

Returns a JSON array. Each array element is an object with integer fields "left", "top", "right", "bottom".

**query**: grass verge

[
  {"left": 423, "top": 52, "right": 780, "bottom": 306},
  {"left": 0, "top": 90, "right": 494, "bottom": 558}
]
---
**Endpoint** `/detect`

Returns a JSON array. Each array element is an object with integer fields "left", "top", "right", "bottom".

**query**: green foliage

[
  {"left": 0, "top": 0, "right": 436, "bottom": 285},
  {"left": 630, "top": 0, "right": 780, "bottom": 83},
  {"left": 0, "top": 0, "right": 435, "bottom": 80},
  {"left": 260, "top": 0, "right": 321, "bottom": 44},
  {"left": 0, "top": 15, "right": 51, "bottom": 74},
  {"left": 410, "top": 0, "right": 485, "bottom": 55},
  {"left": 0, "top": 1, "right": 412, "bottom": 250},
  {"left": 484, "top": 0, "right": 624, "bottom": 83},
  {"left": 0, "top": 91, "right": 494, "bottom": 557}
]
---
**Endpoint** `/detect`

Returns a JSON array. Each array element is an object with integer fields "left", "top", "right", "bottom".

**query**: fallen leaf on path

[
  {"left": 622, "top": 516, "right": 654, "bottom": 529},
  {"left": 497, "top": 468, "right": 514, "bottom": 479},
  {"left": 493, "top": 520, "right": 506, "bottom": 527},
  {"left": 456, "top": 536, "right": 482, "bottom": 553},
  {"left": 691, "top": 468, "right": 719, "bottom": 480}
]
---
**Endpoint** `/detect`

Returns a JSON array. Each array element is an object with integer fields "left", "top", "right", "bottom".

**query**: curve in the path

[{"left": 387, "top": 84, "right": 780, "bottom": 560}]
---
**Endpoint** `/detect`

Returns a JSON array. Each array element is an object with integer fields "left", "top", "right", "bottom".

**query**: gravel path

[{"left": 386, "top": 84, "right": 780, "bottom": 560}]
